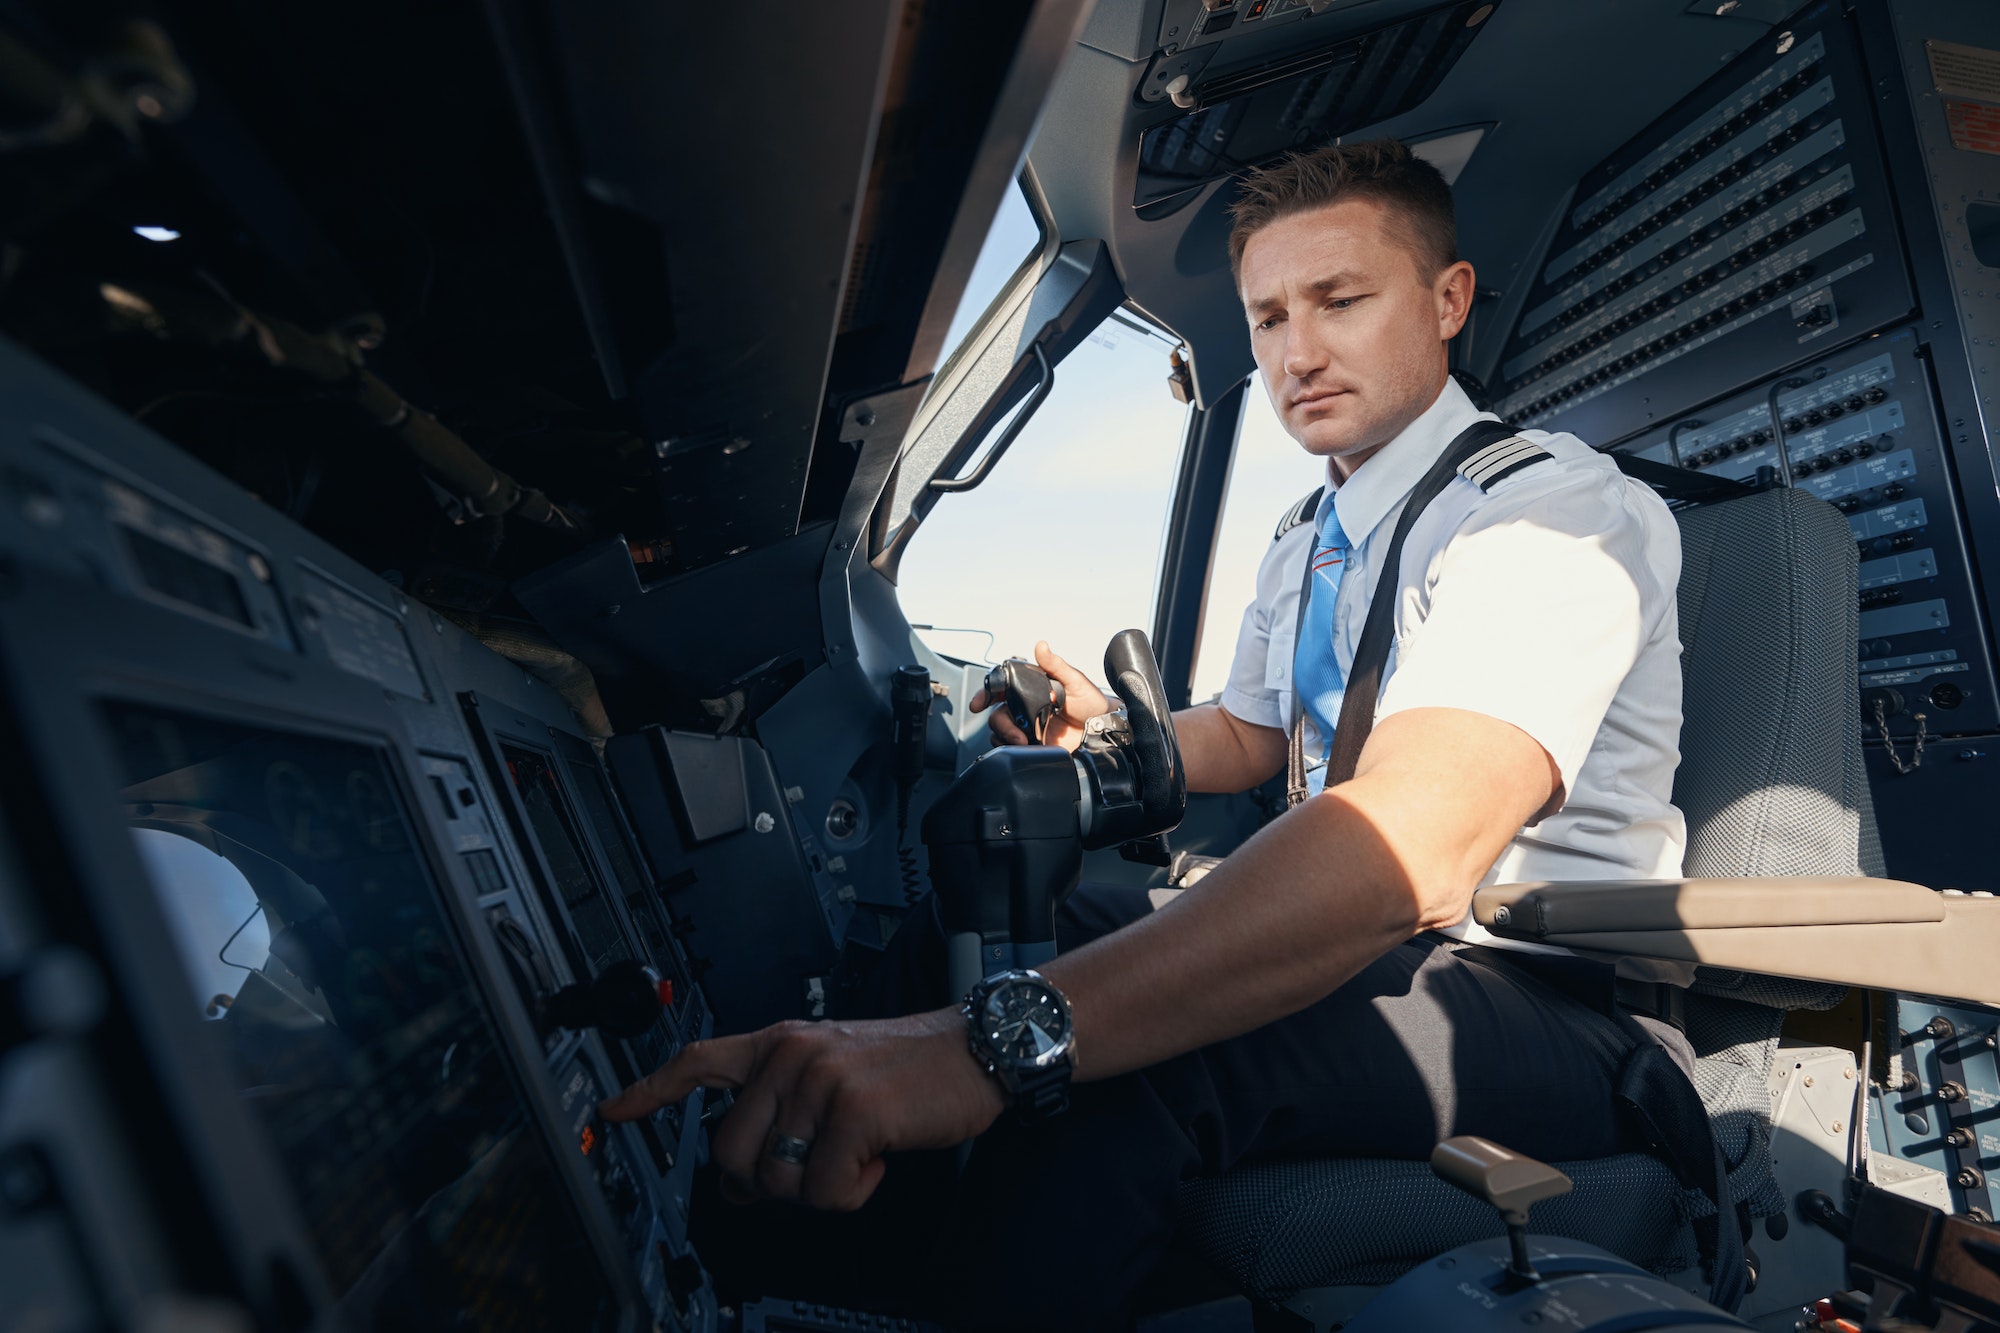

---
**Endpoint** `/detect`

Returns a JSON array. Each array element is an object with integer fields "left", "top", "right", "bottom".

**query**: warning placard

[
  {"left": 1930, "top": 39, "right": 2000, "bottom": 102},
  {"left": 1947, "top": 99, "right": 2000, "bottom": 156}
]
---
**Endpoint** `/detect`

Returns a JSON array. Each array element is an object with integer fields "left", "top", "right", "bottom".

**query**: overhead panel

[
  {"left": 1152, "top": 0, "right": 1449, "bottom": 53},
  {"left": 1489, "top": 4, "right": 1913, "bottom": 443},
  {"left": 1132, "top": 0, "right": 1499, "bottom": 212}
]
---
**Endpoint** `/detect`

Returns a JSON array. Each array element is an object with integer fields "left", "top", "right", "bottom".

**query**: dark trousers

[{"left": 691, "top": 881, "right": 1660, "bottom": 1331}]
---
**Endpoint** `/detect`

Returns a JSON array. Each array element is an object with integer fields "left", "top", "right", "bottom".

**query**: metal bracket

[
  {"left": 837, "top": 379, "right": 930, "bottom": 452},
  {"left": 1135, "top": 43, "right": 1219, "bottom": 105}
]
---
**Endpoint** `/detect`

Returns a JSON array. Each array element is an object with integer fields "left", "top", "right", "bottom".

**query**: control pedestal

[{"left": 924, "top": 629, "right": 1185, "bottom": 1003}]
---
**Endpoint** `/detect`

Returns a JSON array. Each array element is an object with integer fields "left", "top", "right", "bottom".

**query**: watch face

[{"left": 978, "top": 976, "right": 1071, "bottom": 1069}]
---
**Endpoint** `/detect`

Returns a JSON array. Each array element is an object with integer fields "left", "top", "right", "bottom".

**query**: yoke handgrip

[{"left": 1102, "top": 628, "right": 1186, "bottom": 835}]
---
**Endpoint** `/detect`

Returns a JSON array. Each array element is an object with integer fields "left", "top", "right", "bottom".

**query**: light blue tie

[{"left": 1293, "top": 505, "right": 1349, "bottom": 796}]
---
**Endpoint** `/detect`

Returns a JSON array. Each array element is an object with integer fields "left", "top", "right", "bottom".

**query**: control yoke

[
  {"left": 924, "top": 629, "right": 1186, "bottom": 1001},
  {"left": 1077, "top": 629, "right": 1187, "bottom": 851}
]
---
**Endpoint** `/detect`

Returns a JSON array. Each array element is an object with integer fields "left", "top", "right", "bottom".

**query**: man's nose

[{"left": 1282, "top": 318, "right": 1327, "bottom": 381}]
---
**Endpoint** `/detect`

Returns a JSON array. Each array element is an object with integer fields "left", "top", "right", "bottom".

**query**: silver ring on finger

[{"left": 766, "top": 1132, "right": 812, "bottom": 1166}]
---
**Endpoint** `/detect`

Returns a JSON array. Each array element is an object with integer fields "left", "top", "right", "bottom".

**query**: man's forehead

[
  {"left": 1238, "top": 197, "right": 1413, "bottom": 300},
  {"left": 1243, "top": 271, "right": 1364, "bottom": 315}
]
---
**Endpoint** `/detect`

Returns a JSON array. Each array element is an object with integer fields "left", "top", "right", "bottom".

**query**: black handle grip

[
  {"left": 891, "top": 664, "right": 932, "bottom": 789},
  {"left": 1101, "top": 628, "right": 1185, "bottom": 835},
  {"left": 985, "top": 658, "right": 1064, "bottom": 744},
  {"left": 545, "top": 959, "right": 666, "bottom": 1039}
]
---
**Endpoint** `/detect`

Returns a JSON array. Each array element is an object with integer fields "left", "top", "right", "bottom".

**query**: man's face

[{"left": 1238, "top": 197, "right": 1473, "bottom": 475}]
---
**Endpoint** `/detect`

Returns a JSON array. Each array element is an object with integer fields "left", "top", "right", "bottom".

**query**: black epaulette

[
  {"left": 1273, "top": 487, "right": 1324, "bottom": 541},
  {"left": 1457, "top": 434, "right": 1553, "bottom": 492}
]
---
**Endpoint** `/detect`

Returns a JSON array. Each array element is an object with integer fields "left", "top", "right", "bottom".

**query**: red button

[{"left": 657, "top": 977, "right": 676, "bottom": 1008}]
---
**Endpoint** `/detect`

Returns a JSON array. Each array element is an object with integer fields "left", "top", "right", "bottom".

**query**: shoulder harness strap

[
  {"left": 1274, "top": 487, "right": 1325, "bottom": 541},
  {"left": 1457, "top": 434, "right": 1552, "bottom": 492}
]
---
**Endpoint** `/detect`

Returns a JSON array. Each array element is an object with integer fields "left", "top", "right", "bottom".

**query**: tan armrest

[
  {"left": 1470, "top": 879, "right": 2000, "bottom": 1007},
  {"left": 1473, "top": 877, "right": 1944, "bottom": 936}
]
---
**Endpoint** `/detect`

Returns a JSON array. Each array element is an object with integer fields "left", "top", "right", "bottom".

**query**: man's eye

[
  {"left": 1328, "top": 296, "right": 1361, "bottom": 311},
  {"left": 1255, "top": 316, "right": 1281, "bottom": 332}
]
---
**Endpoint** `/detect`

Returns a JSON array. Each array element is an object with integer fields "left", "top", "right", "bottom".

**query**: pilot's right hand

[{"left": 967, "top": 639, "right": 1112, "bottom": 752}]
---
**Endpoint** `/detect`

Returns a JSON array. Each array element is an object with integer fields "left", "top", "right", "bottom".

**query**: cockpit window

[
  {"left": 932, "top": 178, "right": 1050, "bottom": 383},
  {"left": 1189, "top": 383, "right": 1326, "bottom": 704},
  {"left": 898, "top": 308, "right": 1191, "bottom": 667}
]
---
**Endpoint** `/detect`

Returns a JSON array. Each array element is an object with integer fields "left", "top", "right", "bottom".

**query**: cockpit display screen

[
  {"left": 504, "top": 745, "right": 635, "bottom": 979},
  {"left": 501, "top": 745, "right": 676, "bottom": 1075},
  {"left": 104, "top": 703, "right": 617, "bottom": 1331}
]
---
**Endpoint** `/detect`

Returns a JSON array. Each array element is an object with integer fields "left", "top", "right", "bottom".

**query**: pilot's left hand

[{"left": 599, "top": 1009, "right": 1006, "bottom": 1209}]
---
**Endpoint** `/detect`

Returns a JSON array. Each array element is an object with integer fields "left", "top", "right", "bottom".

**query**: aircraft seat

[{"left": 1175, "top": 485, "right": 1931, "bottom": 1316}]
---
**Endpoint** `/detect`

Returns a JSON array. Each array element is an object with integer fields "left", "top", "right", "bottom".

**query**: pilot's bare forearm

[
  {"left": 1171, "top": 702, "right": 1288, "bottom": 794},
  {"left": 1042, "top": 707, "right": 1557, "bottom": 1081}
]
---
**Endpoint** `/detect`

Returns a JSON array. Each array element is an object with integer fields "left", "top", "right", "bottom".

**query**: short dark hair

[{"left": 1227, "top": 138, "right": 1458, "bottom": 281}]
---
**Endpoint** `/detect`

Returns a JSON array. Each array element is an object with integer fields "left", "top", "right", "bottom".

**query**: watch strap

[{"left": 1010, "top": 1060, "right": 1071, "bottom": 1122}]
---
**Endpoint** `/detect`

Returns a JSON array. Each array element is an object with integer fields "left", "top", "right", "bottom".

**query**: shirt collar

[{"left": 1317, "top": 376, "right": 1494, "bottom": 546}]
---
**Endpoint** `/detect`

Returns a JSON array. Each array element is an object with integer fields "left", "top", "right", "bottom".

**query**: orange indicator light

[{"left": 580, "top": 1124, "right": 598, "bottom": 1156}]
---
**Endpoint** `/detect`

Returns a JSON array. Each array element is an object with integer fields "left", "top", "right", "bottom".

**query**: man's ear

[{"left": 1436, "top": 260, "right": 1476, "bottom": 341}]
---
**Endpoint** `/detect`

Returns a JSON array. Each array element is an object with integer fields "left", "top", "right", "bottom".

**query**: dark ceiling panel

[{"left": 531, "top": 0, "right": 902, "bottom": 570}]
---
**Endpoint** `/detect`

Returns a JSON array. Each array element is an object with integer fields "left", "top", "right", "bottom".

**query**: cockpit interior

[{"left": 3, "top": 0, "right": 2000, "bottom": 1330}]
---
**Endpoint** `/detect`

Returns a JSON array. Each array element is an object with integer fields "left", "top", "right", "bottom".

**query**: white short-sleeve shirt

[{"left": 1218, "top": 377, "right": 1687, "bottom": 949}]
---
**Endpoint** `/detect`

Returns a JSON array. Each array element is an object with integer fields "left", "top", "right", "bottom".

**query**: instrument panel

[{"left": 0, "top": 335, "right": 718, "bottom": 1332}]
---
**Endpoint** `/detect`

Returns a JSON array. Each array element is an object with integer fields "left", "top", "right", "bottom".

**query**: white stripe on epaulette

[
  {"left": 1458, "top": 434, "right": 1552, "bottom": 492},
  {"left": 1273, "top": 486, "right": 1325, "bottom": 541}
]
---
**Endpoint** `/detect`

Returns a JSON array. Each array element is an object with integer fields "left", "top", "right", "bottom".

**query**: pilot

[{"left": 606, "top": 139, "right": 1693, "bottom": 1329}]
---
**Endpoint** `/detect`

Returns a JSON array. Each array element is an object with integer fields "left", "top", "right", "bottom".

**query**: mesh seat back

[{"left": 1672, "top": 486, "right": 1883, "bottom": 880}]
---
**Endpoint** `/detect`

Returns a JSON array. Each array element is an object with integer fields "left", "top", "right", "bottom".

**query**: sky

[
  {"left": 895, "top": 187, "right": 1327, "bottom": 703},
  {"left": 134, "top": 827, "right": 272, "bottom": 1016}
]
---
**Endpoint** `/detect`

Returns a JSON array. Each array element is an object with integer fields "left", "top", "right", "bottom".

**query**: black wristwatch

[{"left": 961, "top": 969, "right": 1075, "bottom": 1122}]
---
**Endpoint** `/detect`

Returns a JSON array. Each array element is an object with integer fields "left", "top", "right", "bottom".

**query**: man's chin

[{"left": 1290, "top": 422, "right": 1379, "bottom": 460}]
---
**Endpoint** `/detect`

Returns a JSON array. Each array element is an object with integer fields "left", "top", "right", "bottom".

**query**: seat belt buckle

[{"left": 1614, "top": 977, "right": 1688, "bottom": 1032}]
